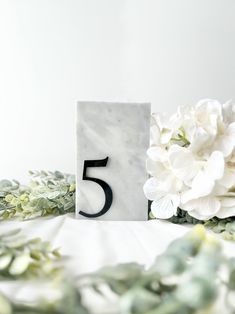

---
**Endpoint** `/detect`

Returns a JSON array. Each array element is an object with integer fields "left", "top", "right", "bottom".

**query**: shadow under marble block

[{"left": 76, "top": 101, "right": 151, "bottom": 221}]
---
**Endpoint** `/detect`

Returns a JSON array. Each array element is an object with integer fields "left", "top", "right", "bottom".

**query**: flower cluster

[{"left": 144, "top": 99, "right": 235, "bottom": 220}]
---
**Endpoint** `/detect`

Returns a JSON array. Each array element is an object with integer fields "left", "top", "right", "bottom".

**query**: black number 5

[{"left": 79, "top": 157, "right": 113, "bottom": 218}]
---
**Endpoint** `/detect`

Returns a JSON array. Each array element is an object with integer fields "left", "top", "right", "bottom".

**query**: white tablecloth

[
  {"left": 0, "top": 215, "right": 191, "bottom": 275},
  {"left": 0, "top": 214, "right": 234, "bottom": 313}
]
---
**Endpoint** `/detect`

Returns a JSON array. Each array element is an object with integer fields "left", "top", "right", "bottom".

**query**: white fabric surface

[
  {"left": 0, "top": 215, "right": 190, "bottom": 275},
  {"left": 0, "top": 214, "right": 234, "bottom": 312}
]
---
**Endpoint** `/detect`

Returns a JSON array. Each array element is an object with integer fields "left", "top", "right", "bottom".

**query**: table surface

[{"left": 0, "top": 214, "right": 234, "bottom": 313}]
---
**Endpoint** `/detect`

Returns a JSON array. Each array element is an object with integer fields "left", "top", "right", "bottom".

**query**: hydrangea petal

[
  {"left": 222, "top": 101, "right": 235, "bottom": 124},
  {"left": 181, "top": 171, "right": 215, "bottom": 203},
  {"left": 150, "top": 124, "right": 161, "bottom": 146},
  {"left": 219, "top": 167, "right": 235, "bottom": 189},
  {"left": 147, "top": 147, "right": 168, "bottom": 162},
  {"left": 213, "top": 123, "right": 235, "bottom": 157},
  {"left": 161, "top": 128, "right": 172, "bottom": 144},
  {"left": 187, "top": 210, "right": 215, "bottom": 221},
  {"left": 181, "top": 196, "right": 220, "bottom": 220},
  {"left": 216, "top": 206, "right": 235, "bottom": 219},
  {"left": 213, "top": 135, "right": 235, "bottom": 157},
  {"left": 196, "top": 99, "right": 222, "bottom": 116},
  {"left": 220, "top": 196, "right": 235, "bottom": 208},
  {"left": 228, "top": 121, "right": 235, "bottom": 136},
  {"left": 151, "top": 194, "right": 180, "bottom": 219},
  {"left": 205, "top": 151, "right": 224, "bottom": 180},
  {"left": 189, "top": 127, "right": 212, "bottom": 154},
  {"left": 143, "top": 177, "right": 159, "bottom": 201},
  {"left": 168, "top": 145, "right": 199, "bottom": 181},
  {"left": 146, "top": 159, "right": 165, "bottom": 177}
]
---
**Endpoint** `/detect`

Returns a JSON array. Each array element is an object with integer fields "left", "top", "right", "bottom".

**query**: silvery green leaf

[
  {"left": 98, "top": 263, "right": 143, "bottom": 280},
  {"left": 9, "top": 253, "right": 31, "bottom": 276},
  {"left": 40, "top": 170, "right": 48, "bottom": 176},
  {"left": 151, "top": 254, "right": 185, "bottom": 277},
  {"left": 166, "top": 238, "right": 200, "bottom": 258},
  {"left": 96, "top": 263, "right": 144, "bottom": 293},
  {"left": 56, "top": 282, "right": 89, "bottom": 314},
  {"left": 42, "top": 191, "right": 61, "bottom": 200},
  {"left": 0, "top": 293, "right": 12, "bottom": 314},
  {"left": 0, "top": 255, "right": 12, "bottom": 270},
  {"left": 85, "top": 263, "right": 144, "bottom": 295},
  {"left": 27, "top": 237, "right": 41, "bottom": 245},
  {"left": 175, "top": 277, "right": 217, "bottom": 309},
  {"left": 54, "top": 171, "right": 64, "bottom": 179},
  {"left": 67, "top": 175, "right": 76, "bottom": 184},
  {"left": 6, "top": 239, "right": 26, "bottom": 249},
  {"left": 0, "top": 228, "right": 21, "bottom": 238},
  {"left": 0, "top": 180, "right": 12, "bottom": 188},
  {"left": 189, "top": 256, "right": 221, "bottom": 279},
  {"left": 30, "top": 250, "right": 42, "bottom": 261},
  {"left": 228, "top": 258, "right": 235, "bottom": 290},
  {"left": 145, "top": 299, "right": 187, "bottom": 314},
  {"left": 121, "top": 288, "right": 160, "bottom": 314}
]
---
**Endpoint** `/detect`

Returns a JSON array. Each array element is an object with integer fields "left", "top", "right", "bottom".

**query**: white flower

[
  {"left": 143, "top": 178, "right": 180, "bottom": 219},
  {"left": 181, "top": 196, "right": 221, "bottom": 220},
  {"left": 181, "top": 151, "right": 224, "bottom": 203},
  {"left": 212, "top": 122, "right": 235, "bottom": 157},
  {"left": 168, "top": 145, "right": 200, "bottom": 183},
  {"left": 144, "top": 99, "right": 235, "bottom": 220},
  {"left": 151, "top": 193, "right": 180, "bottom": 219}
]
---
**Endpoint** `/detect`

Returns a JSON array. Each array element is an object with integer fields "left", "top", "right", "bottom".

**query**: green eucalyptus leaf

[
  {"left": 9, "top": 253, "right": 31, "bottom": 276},
  {"left": 175, "top": 277, "right": 217, "bottom": 309},
  {"left": 0, "top": 254, "right": 12, "bottom": 270},
  {"left": 0, "top": 293, "right": 12, "bottom": 314},
  {"left": 121, "top": 287, "right": 160, "bottom": 314},
  {"left": 0, "top": 180, "right": 12, "bottom": 189}
]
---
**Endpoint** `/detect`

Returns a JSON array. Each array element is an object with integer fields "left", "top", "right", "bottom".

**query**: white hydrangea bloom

[{"left": 144, "top": 99, "right": 235, "bottom": 220}]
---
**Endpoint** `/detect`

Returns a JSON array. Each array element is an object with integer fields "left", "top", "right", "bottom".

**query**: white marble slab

[{"left": 76, "top": 101, "right": 151, "bottom": 220}]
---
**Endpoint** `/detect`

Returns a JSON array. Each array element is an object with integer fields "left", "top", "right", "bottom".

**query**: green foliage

[
  {"left": 151, "top": 207, "right": 235, "bottom": 242},
  {"left": 78, "top": 225, "right": 234, "bottom": 314},
  {"left": 167, "top": 208, "right": 203, "bottom": 225},
  {"left": 2, "top": 171, "right": 235, "bottom": 312},
  {"left": 0, "top": 171, "right": 75, "bottom": 220},
  {"left": 0, "top": 170, "right": 234, "bottom": 243},
  {"left": 0, "top": 281, "right": 89, "bottom": 314},
  {"left": 1, "top": 225, "right": 235, "bottom": 313},
  {"left": 0, "top": 228, "right": 88, "bottom": 314},
  {"left": 0, "top": 228, "right": 61, "bottom": 279}
]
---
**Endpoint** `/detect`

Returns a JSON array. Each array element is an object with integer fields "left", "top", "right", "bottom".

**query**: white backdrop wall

[{"left": 0, "top": 0, "right": 235, "bottom": 180}]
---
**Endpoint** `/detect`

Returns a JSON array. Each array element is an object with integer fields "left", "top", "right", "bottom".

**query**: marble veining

[{"left": 76, "top": 101, "right": 151, "bottom": 221}]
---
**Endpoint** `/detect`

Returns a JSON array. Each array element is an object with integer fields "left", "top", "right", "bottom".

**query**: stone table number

[{"left": 76, "top": 101, "right": 151, "bottom": 220}]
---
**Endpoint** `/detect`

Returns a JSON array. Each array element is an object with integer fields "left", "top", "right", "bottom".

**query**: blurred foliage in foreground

[
  {"left": 1, "top": 226, "right": 235, "bottom": 313},
  {"left": 0, "top": 228, "right": 88, "bottom": 314}
]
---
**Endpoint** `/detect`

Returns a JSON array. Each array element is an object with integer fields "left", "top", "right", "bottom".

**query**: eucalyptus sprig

[
  {"left": 0, "top": 229, "right": 88, "bottom": 314},
  {"left": 0, "top": 171, "right": 75, "bottom": 220},
  {"left": 78, "top": 225, "right": 235, "bottom": 314},
  {"left": 2, "top": 226, "right": 235, "bottom": 313},
  {"left": 0, "top": 228, "right": 61, "bottom": 279},
  {"left": 164, "top": 208, "right": 235, "bottom": 241},
  {"left": 0, "top": 282, "right": 89, "bottom": 314}
]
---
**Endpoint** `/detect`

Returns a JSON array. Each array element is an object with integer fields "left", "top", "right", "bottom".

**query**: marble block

[{"left": 76, "top": 101, "right": 151, "bottom": 221}]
